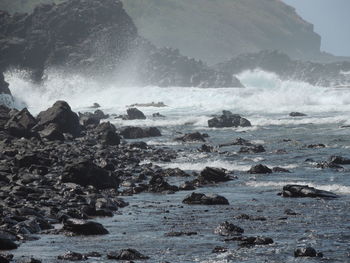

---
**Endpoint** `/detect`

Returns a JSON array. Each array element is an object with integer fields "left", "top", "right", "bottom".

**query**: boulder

[
  {"left": 39, "top": 123, "right": 64, "bottom": 141},
  {"left": 57, "top": 251, "right": 87, "bottom": 261},
  {"left": 0, "top": 105, "right": 10, "bottom": 129},
  {"left": 99, "top": 130, "right": 120, "bottom": 146},
  {"left": 238, "top": 236, "right": 274, "bottom": 247},
  {"left": 0, "top": 233, "right": 18, "bottom": 250},
  {"left": 281, "top": 184, "right": 339, "bottom": 198},
  {"left": 36, "top": 101, "right": 81, "bottom": 136},
  {"left": 248, "top": 164, "right": 272, "bottom": 174},
  {"left": 208, "top": 111, "right": 251, "bottom": 128},
  {"left": 120, "top": 126, "right": 161, "bottom": 139},
  {"left": 63, "top": 219, "right": 109, "bottom": 235},
  {"left": 289, "top": 112, "right": 307, "bottom": 117},
  {"left": 62, "top": 160, "right": 119, "bottom": 189},
  {"left": 239, "top": 145, "right": 265, "bottom": 154},
  {"left": 219, "top": 137, "right": 253, "bottom": 147},
  {"left": 175, "top": 132, "right": 206, "bottom": 142},
  {"left": 182, "top": 192, "right": 229, "bottom": 205},
  {"left": 329, "top": 155, "right": 350, "bottom": 165},
  {"left": 0, "top": 73, "right": 11, "bottom": 96},
  {"left": 198, "top": 167, "right": 231, "bottom": 183},
  {"left": 107, "top": 249, "right": 149, "bottom": 260},
  {"left": 294, "top": 247, "right": 322, "bottom": 257},
  {"left": 5, "top": 108, "right": 37, "bottom": 138},
  {"left": 124, "top": 108, "right": 146, "bottom": 120},
  {"left": 214, "top": 221, "right": 244, "bottom": 236}
]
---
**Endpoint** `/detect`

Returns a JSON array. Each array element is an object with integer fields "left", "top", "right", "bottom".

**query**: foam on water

[
  {"left": 246, "top": 181, "right": 350, "bottom": 194},
  {"left": 5, "top": 69, "right": 350, "bottom": 122}
]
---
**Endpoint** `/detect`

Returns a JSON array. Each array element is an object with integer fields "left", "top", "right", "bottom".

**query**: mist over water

[{"left": 6, "top": 69, "right": 350, "bottom": 123}]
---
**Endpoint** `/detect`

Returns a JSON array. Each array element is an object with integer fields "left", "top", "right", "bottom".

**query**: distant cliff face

[{"left": 122, "top": 0, "right": 322, "bottom": 64}]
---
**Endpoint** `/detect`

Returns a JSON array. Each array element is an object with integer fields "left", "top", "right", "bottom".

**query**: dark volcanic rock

[
  {"left": 0, "top": 233, "right": 18, "bottom": 250},
  {"left": 239, "top": 236, "right": 274, "bottom": 247},
  {"left": 99, "top": 130, "right": 120, "bottom": 146},
  {"left": 289, "top": 112, "right": 307, "bottom": 117},
  {"left": 124, "top": 108, "right": 146, "bottom": 120},
  {"left": 272, "top": 167, "right": 290, "bottom": 173},
  {"left": 248, "top": 164, "right": 272, "bottom": 174},
  {"left": 329, "top": 155, "right": 350, "bottom": 165},
  {"left": 214, "top": 221, "right": 244, "bottom": 236},
  {"left": 39, "top": 123, "right": 64, "bottom": 141},
  {"left": 175, "top": 132, "right": 206, "bottom": 142},
  {"left": 281, "top": 184, "right": 339, "bottom": 198},
  {"left": 0, "top": 105, "right": 10, "bottom": 129},
  {"left": 294, "top": 247, "right": 322, "bottom": 257},
  {"left": 198, "top": 167, "right": 231, "bottom": 183},
  {"left": 219, "top": 137, "right": 253, "bottom": 147},
  {"left": 57, "top": 251, "right": 87, "bottom": 261},
  {"left": 208, "top": 111, "right": 251, "bottom": 128},
  {"left": 62, "top": 160, "right": 119, "bottom": 189},
  {"left": 148, "top": 175, "right": 179, "bottom": 193},
  {"left": 107, "top": 248, "right": 149, "bottom": 260},
  {"left": 165, "top": 231, "right": 197, "bottom": 237},
  {"left": 0, "top": 72, "right": 11, "bottom": 96},
  {"left": 63, "top": 219, "right": 109, "bottom": 235},
  {"left": 5, "top": 108, "right": 37, "bottom": 138},
  {"left": 239, "top": 145, "right": 265, "bottom": 154},
  {"left": 182, "top": 192, "right": 229, "bottom": 205},
  {"left": 120, "top": 126, "right": 161, "bottom": 139},
  {"left": 37, "top": 101, "right": 81, "bottom": 136}
]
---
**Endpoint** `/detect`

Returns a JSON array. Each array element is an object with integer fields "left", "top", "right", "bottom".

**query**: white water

[{"left": 5, "top": 69, "right": 350, "bottom": 126}]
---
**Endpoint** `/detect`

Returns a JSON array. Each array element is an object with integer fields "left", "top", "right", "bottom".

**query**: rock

[
  {"left": 208, "top": 111, "right": 251, "bottom": 128},
  {"left": 175, "top": 132, "right": 206, "bottom": 142},
  {"left": 99, "top": 130, "right": 120, "bottom": 146},
  {"left": 307, "top": 144, "right": 326, "bottom": 148},
  {"left": 281, "top": 184, "right": 339, "bottom": 198},
  {"left": 248, "top": 164, "right": 272, "bottom": 174},
  {"left": 63, "top": 219, "right": 109, "bottom": 235},
  {"left": 179, "top": 181, "right": 196, "bottom": 191},
  {"left": 57, "top": 251, "right": 87, "bottom": 261},
  {"left": 214, "top": 221, "right": 244, "bottom": 236},
  {"left": 0, "top": 254, "right": 11, "bottom": 263},
  {"left": 148, "top": 175, "right": 178, "bottom": 193},
  {"left": 165, "top": 231, "right": 197, "bottom": 237},
  {"left": 89, "top": 103, "right": 101, "bottom": 109},
  {"left": 239, "top": 236, "right": 274, "bottom": 247},
  {"left": 95, "top": 122, "right": 116, "bottom": 133},
  {"left": 198, "top": 144, "right": 216, "bottom": 152},
  {"left": 272, "top": 167, "right": 290, "bottom": 173},
  {"left": 212, "top": 246, "right": 228, "bottom": 253},
  {"left": 162, "top": 168, "right": 190, "bottom": 177},
  {"left": 5, "top": 108, "right": 37, "bottom": 138},
  {"left": 0, "top": 233, "right": 18, "bottom": 250},
  {"left": 120, "top": 126, "right": 161, "bottom": 139},
  {"left": 0, "top": 105, "right": 10, "bottom": 129},
  {"left": 329, "top": 155, "right": 350, "bottom": 165},
  {"left": 294, "top": 247, "right": 322, "bottom": 257},
  {"left": 316, "top": 161, "right": 343, "bottom": 169},
  {"left": 0, "top": 72, "right": 11, "bottom": 96},
  {"left": 289, "top": 112, "right": 307, "bottom": 117},
  {"left": 36, "top": 101, "right": 81, "bottom": 136},
  {"left": 235, "top": 214, "right": 267, "bottom": 221},
  {"left": 219, "top": 137, "right": 253, "bottom": 147},
  {"left": 198, "top": 167, "right": 231, "bottom": 183},
  {"left": 18, "top": 258, "right": 42, "bottom": 263},
  {"left": 182, "top": 192, "right": 229, "bottom": 205},
  {"left": 152, "top": 112, "right": 165, "bottom": 118},
  {"left": 79, "top": 115, "right": 100, "bottom": 127},
  {"left": 123, "top": 108, "right": 146, "bottom": 120},
  {"left": 62, "top": 160, "right": 119, "bottom": 189},
  {"left": 129, "top": 102, "right": 167, "bottom": 107},
  {"left": 107, "top": 249, "right": 149, "bottom": 260},
  {"left": 39, "top": 123, "right": 64, "bottom": 141},
  {"left": 239, "top": 145, "right": 265, "bottom": 154}
]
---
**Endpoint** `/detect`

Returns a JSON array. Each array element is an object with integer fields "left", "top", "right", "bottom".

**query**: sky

[{"left": 282, "top": 0, "right": 350, "bottom": 57}]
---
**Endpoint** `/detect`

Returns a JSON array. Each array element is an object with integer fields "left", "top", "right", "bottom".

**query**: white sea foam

[
  {"left": 246, "top": 181, "right": 350, "bottom": 194},
  {"left": 5, "top": 69, "right": 350, "bottom": 123}
]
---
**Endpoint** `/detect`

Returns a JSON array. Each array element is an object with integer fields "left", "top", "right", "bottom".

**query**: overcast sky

[{"left": 282, "top": 0, "right": 350, "bottom": 57}]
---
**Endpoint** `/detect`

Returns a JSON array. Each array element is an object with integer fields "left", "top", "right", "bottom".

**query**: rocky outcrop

[
  {"left": 0, "top": 0, "right": 243, "bottom": 88},
  {"left": 62, "top": 219, "right": 109, "bottom": 236},
  {"left": 208, "top": 111, "right": 251, "bottom": 128},
  {"left": 182, "top": 192, "right": 229, "bottom": 205},
  {"left": 120, "top": 126, "right": 161, "bottom": 139},
  {"left": 36, "top": 101, "right": 81, "bottom": 137},
  {"left": 281, "top": 184, "right": 339, "bottom": 198},
  {"left": 216, "top": 50, "right": 350, "bottom": 87},
  {"left": 0, "top": 72, "right": 13, "bottom": 107}
]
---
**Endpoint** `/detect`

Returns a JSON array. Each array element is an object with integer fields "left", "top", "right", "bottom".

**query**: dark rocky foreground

[
  {"left": 0, "top": 101, "right": 348, "bottom": 262},
  {"left": 0, "top": 0, "right": 242, "bottom": 88},
  {"left": 216, "top": 50, "right": 350, "bottom": 86}
]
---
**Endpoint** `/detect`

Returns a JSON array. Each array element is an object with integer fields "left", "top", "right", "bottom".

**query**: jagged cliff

[
  {"left": 121, "top": 0, "right": 322, "bottom": 64},
  {"left": 0, "top": 0, "right": 242, "bottom": 88}
]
